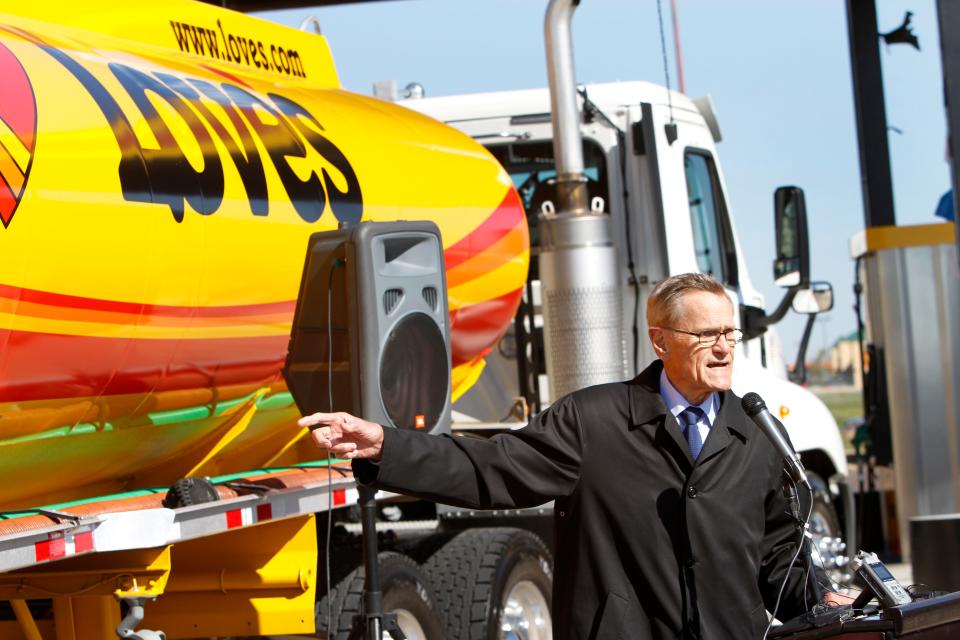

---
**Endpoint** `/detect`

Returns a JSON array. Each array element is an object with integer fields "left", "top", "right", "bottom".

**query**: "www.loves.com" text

[{"left": 170, "top": 19, "right": 306, "bottom": 78}]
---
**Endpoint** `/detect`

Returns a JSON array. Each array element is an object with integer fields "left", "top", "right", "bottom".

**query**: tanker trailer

[{"left": 0, "top": 2, "right": 529, "bottom": 637}]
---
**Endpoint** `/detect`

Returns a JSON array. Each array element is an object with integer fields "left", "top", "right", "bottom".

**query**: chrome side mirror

[{"left": 792, "top": 281, "right": 834, "bottom": 314}]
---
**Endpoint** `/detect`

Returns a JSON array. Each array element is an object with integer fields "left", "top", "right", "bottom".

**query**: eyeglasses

[{"left": 660, "top": 327, "right": 744, "bottom": 346}]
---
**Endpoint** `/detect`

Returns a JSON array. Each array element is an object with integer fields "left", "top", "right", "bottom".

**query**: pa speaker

[{"left": 283, "top": 221, "right": 451, "bottom": 434}]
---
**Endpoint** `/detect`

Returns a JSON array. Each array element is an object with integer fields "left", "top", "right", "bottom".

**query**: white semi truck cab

[{"left": 400, "top": 80, "right": 853, "bottom": 586}]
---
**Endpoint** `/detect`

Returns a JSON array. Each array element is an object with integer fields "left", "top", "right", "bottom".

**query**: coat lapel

[
  {"left": 630, "top": 365, "right": 752, "bottom": 471},
  {"left": 629, "top": 361, "right": 696, "bottom": 471},
  {"left": 696, "top": 390, "right": 750, "bottom": 464}
]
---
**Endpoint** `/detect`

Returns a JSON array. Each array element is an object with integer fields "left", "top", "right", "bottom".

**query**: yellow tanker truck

[
  {"left": 0, "top": 1, "right": 855, "bottom": 639},
  {"left": 0, "top": 2, "right": 532, "bottom": 638}
]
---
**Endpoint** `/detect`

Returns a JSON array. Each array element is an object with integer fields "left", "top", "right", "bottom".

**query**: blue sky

[{"left": 258, "top": 1, "right": 949, "bottom": 361}]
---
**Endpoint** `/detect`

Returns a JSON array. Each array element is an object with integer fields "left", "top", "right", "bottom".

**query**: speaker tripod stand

[{"left": 348, "top": 485, "right": 405, "bottom": 640}]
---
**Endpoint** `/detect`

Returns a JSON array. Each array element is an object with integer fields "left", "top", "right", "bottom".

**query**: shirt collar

[{"left": 659, "top": 369, "right": 718, "bottom": 427}]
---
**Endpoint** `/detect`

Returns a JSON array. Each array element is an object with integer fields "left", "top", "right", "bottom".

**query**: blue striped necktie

[{"left": 679, "top": 406, "right": 705, "bottom": 460}]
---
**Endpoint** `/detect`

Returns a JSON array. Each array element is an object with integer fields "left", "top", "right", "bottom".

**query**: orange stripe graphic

[
  {"left": 0, "top": 138, "right": 26, "bottom": 195},
  {"left": 0, "top": 296, "right": 290, "bottom": 328},
  {"left": 446, "top": 219, "right": 527, "bottom": 289}
]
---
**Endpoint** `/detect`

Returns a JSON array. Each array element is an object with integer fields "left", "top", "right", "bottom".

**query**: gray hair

[{"left": 646, "top": 272, "right": 728, "bottom": 327}]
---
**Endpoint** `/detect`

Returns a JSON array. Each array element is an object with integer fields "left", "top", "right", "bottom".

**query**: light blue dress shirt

[{"left": 659, "top": 369, "right": 718, "bottom": 445}]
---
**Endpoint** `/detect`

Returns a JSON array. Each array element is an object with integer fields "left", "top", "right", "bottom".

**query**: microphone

[{"left": 741, "top": 392, "right": 809, "bottom": 487}]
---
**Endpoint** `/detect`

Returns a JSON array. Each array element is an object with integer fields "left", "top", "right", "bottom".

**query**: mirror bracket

[
  {"left": 789, "top": 313, "right": 819, "bottom": 385},
  {"left": 741, "top": 285, "right": 803, "bottom": 341}
]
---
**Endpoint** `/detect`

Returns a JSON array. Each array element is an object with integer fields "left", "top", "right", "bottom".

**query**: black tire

[
  {"left": 162, "top": 477, "right": 219, "bottom": 508},
  {"left": 424, "top": 527, "right": 553, "bottom": 640},
  {"left": 806, "top": 472, "right": 851, "bottom": 588},
  {"left": 316, "top": 551, "right": 445, "bottom": 640}
]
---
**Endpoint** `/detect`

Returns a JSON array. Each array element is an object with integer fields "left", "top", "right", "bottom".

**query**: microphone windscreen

[{"left": 741, "top": 392, "right": 766, "bottom": 417}]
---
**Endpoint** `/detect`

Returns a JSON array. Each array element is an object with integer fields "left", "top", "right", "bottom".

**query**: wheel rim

[
  {"left": 389, "top": 608, "right": 427, "bottom": 640},
  {"left": 498, "top": 580, "right": 552, "bottom": 640},
  {"left": 808, "top": 507, "right": 851, "bottom": 588}
]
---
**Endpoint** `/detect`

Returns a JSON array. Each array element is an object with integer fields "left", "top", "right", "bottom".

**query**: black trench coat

[{"left": 354, "top": 360, "right": 816, "bottom": 639}]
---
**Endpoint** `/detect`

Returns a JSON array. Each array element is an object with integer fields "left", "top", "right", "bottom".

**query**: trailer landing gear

[{"left": 116, "top": 596, "right": 165, "bottom": 640}]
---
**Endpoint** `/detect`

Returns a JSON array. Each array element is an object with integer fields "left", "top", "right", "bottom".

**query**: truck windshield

[{"left": 487, "top": 140, "right": 609, "bottom": 253}]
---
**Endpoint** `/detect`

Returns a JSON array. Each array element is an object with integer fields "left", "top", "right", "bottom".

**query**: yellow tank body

[{"left": 0, "top": 1, "right": 528, "bottom": 509}]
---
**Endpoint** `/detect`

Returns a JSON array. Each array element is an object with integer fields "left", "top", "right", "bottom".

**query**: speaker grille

[
  {"left": 383, "top": 288, "right": 404, "bottom": 315},
  {"left": 422, "top": 286, "right": 438, "bottom": 311},
  {"left": 379, "top": 312, "right": 448, "bottom": 431}
]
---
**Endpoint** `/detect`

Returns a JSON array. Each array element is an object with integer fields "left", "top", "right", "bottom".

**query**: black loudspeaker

[{"left": 283, "top": 221, "right": 451, "bottom": 434}]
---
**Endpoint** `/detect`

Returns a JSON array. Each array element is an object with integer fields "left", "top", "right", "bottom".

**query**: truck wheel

[
  {"left": 161, "top": 477, "right": 219, "bottom": 508},
  {"left": 424, "top": 527, "right": 553, "bottom": 640},
  {"left": 806, "top": 473, "right": 851, "bottom": 589},
  {"left": 316, "top": 551, "right": 444, "bottom": 640}
]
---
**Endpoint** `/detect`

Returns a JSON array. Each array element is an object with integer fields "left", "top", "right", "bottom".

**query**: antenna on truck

[{"left": 655, "top": 0, "right": 678, "bottom": 144}]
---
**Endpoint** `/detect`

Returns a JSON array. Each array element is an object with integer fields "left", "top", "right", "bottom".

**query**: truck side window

[{"left": 683, "top": 150, "right": 738, "bottom": 286}]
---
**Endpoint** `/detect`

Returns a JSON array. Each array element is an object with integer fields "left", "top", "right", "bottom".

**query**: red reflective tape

[
  {"left": 34, "top": 540, "right": 51, "bottom": 562},
  {"left": 74, "top": 531, "right": 93, "bottom": 553},
  {"left": 333, "top": 490, "right": 346, "bottom": 506},
  {"left": 256, "top": 504, "right": 272, "bottom": 521},
  {"left": 226, "top": 510, "right": 243, "bottom": 528},
  {"left": 35, "top": 534, "right": 65, "bottom": 562}
]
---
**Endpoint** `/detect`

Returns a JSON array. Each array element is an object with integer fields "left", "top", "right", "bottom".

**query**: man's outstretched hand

[{"left": 298, "top": 412, "right": 385, "bottom": 461}]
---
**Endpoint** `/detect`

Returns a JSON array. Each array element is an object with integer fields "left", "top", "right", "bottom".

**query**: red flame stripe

[
  {"left": 0, "top": 283, "right": 296, "bottom": 318},
  {"left": 0, "top": 177, "right": 15, "bottom": 224},
  {"left": 199, "top": 63, "right": 254, "bottom": 90},
  {"left": 444, "top": 188, "right": 524, "bottom": 272},
  {"left": 0, "top": 329, "right": 286, "bottom": 403},
  {"left": 450, "top": 288, "right": 523, "bottom": 366},
  {"left": 0, "top": 285, "right": 521, "bottom": 403}
]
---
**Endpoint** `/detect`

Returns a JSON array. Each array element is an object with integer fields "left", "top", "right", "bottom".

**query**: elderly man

[{"left": 301, "top": 272, "right": 827, "bottom": 639}]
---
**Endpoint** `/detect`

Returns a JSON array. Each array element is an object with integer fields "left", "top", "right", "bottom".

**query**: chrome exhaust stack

[{"left": 539, "top": 0, "right": 625, "bottom": 400}]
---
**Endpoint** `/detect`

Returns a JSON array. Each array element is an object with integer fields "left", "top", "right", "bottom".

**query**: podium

[{"left": 769, "top": 592, "right": 960, "bottom": 639}]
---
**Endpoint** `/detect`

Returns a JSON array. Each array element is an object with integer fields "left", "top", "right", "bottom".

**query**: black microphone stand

[{"left": 350, "top": 485, "right": 405, "bottom": 640}]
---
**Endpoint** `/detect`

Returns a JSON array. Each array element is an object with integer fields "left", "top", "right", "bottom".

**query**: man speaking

[{"left": 301, "top": 273, "right": 831, "bottom": 639}]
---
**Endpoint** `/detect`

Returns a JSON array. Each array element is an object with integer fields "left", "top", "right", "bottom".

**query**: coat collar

[
  {"left": 628, "top": 360, "right": 669, "bottom": 425},
  {"left": 628, "top": 360, "right": 750, "bottom": 467}
]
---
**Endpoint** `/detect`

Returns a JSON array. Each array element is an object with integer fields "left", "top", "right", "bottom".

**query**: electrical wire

[
  {"left": 13, "top": 573, "right": 136, "bottom": 597},
  {"left": 655, "top": 0, "right": 676, "bottom": 126},
  {"left": 806, "top": 519, "right": 846, "bottom": 595},
  {"left": 807, "top": 538, "right": 841, "bottom": 595},
  {"left": 764, "top": 479, "right": 815, "bottom": 640},
  {"left": 619, "top": 123, "right": 641, "bottom": 376},
  {"left": 324, "top": 259, "right": 339, "bottom": 635}
]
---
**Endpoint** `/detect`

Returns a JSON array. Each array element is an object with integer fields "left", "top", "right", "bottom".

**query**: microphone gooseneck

[
  {"left": 741, "top": 392, "right": 809, "bottom": 488},
  {"left": 744, "top": 392, "right": 819, "bottom": 640}
]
